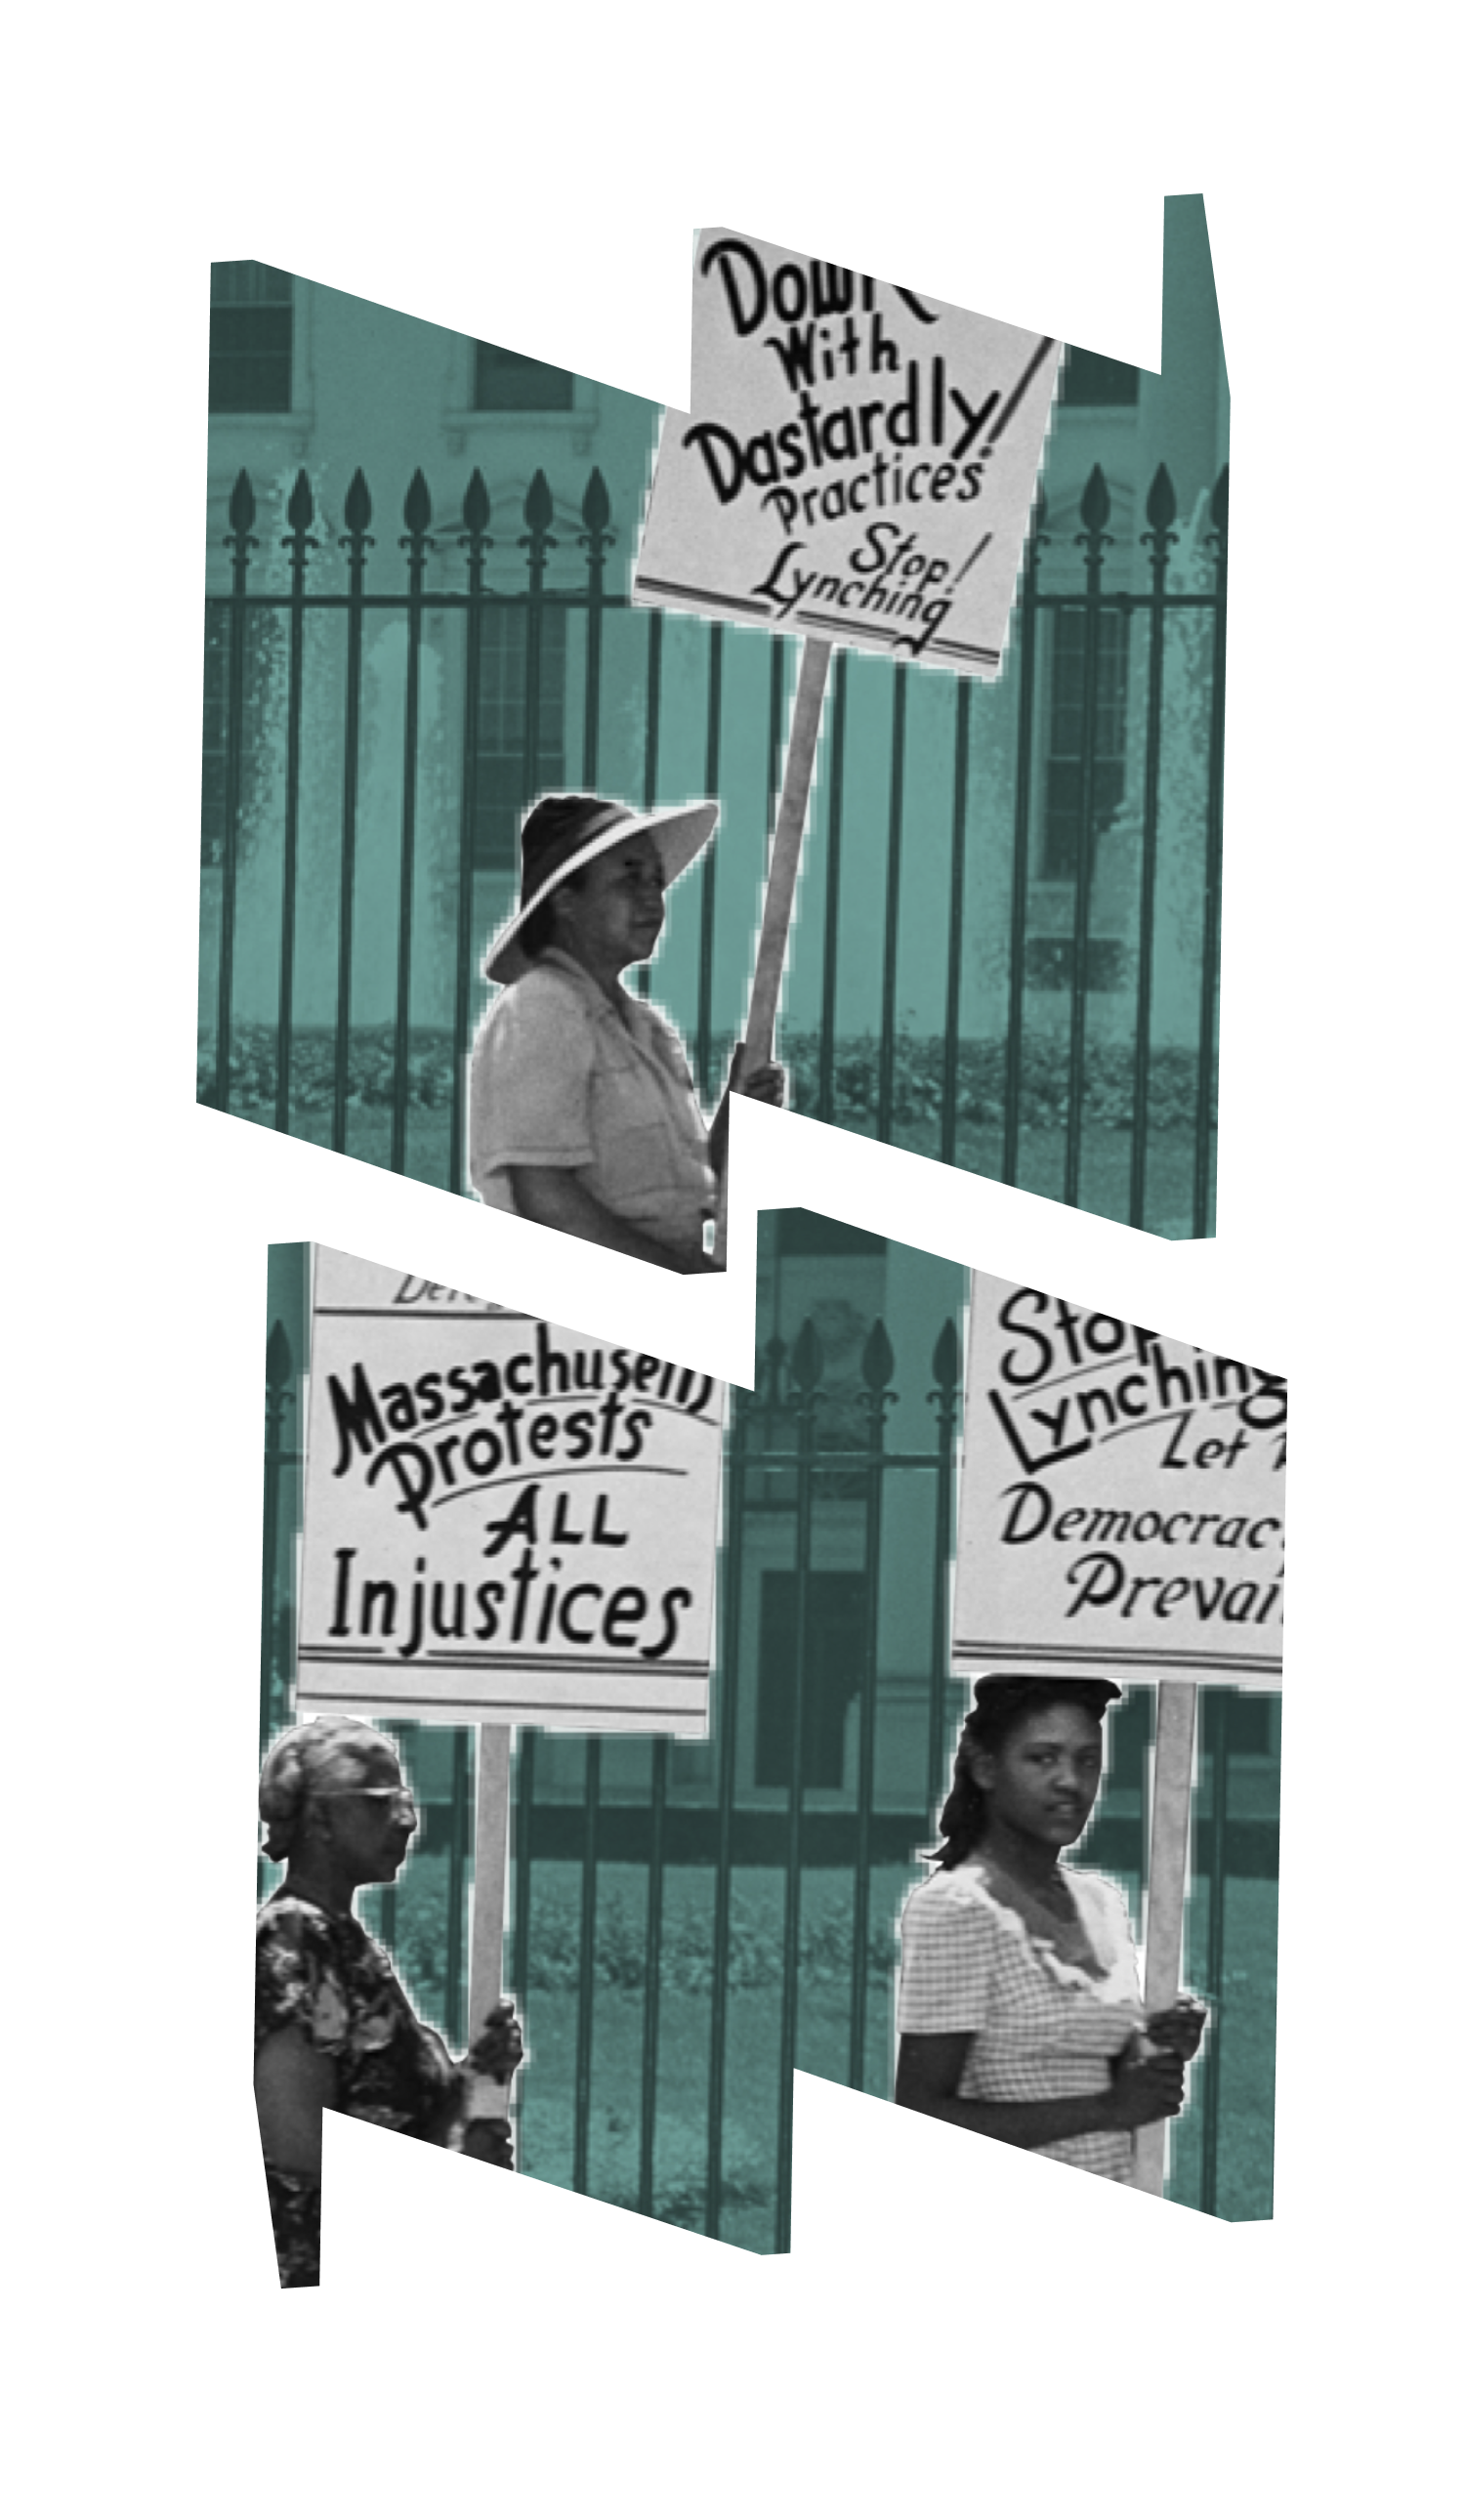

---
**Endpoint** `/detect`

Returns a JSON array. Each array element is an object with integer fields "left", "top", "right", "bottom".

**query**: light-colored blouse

[
  {"left": 897, "top": 1856, "right": 1146, "bottom": 2181},
  {"left": 469, "top": 948, "right": 715, "bottom": 1267}
]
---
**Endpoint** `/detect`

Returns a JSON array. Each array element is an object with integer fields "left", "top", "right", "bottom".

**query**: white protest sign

[
  {"left": 633, "top": 229, "right": 1061, "bottom": 676},
  {"left": 297, "top": 1247, "right": 724, "bottom": 1732},
  {"left": 953, "top": 1273, "right": 1286, "bottom": 1683}
]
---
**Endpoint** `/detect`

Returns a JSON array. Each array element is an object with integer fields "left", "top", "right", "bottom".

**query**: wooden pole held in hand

[
  {"left": 1133, "top": 1679, "right": 1197, "bottom": 2197},
  {"left": 742, "top": 636, "right": 832, "bottom": 1072},
  {"left": 712, "top": 635, "right": 832, "bottom": 1265},
  {"left": 468, "top": 1722, "right": 515, "bottom": 2113}
]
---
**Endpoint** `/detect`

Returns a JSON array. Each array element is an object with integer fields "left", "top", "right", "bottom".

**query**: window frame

[{"left": 208, "top": 261, "right": 296, "bottom": 416}]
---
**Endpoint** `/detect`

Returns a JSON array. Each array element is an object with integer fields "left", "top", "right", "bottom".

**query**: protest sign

[
  {"left": 634, "top": 230, "right": 1061, "bottom": 676},
  {"left": 951, "top": 1270, "right": 1284, "bottom": 2196},
  {"left": 296, "top": 1246, "right": 725, "bottom": 1732},
  {"left": 953, "top": 1273, "right": 1286, "bottom": 1683},
  {"left": 632, "top": 235, "right": 1061, "bottom": 1256}
]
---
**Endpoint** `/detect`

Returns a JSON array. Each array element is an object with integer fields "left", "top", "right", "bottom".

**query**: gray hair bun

[{"left": 258, "top": 1716, "right": 386, "bottom": 1863}]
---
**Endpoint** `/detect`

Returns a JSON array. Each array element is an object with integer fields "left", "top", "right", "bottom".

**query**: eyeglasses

[{"left": 317, "top": 1786, "right": 418, "bottom": 1822}]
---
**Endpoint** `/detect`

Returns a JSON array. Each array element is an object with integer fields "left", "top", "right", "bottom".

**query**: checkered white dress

[{"left": 897, "top": 1858, "right": 1145, "bottom": 2181}]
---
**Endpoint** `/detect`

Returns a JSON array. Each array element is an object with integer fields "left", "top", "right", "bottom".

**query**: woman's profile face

[
  {"left": 971, "top": 1701, "right": 1106, "bottom": 1851},
  {"left": 555, "top": 836, "right": 666, "bottom": 973},
  {"left": 313, "top": 1740, "right": 418, "bottom": 1886}
]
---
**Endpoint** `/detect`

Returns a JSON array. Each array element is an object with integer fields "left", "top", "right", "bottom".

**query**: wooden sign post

[
  {"left": 633, "top": 232, "right": 1062, "bottom": 1237},
  {"left": 297, "top": 1246, "right": 727, "bottom": 2154},
  {"left": 468, "top": 1721, "right": 515, "bottom": 2115},
  {"left": 1135, "top": 1681, "right": 1197, "bottom": 2198},
  {"left": 711, "top": 632, "right": 831, "bottom": 1260},
  {"left": 952, "top": 1269, "right": 1286, "bottom": 2198}
]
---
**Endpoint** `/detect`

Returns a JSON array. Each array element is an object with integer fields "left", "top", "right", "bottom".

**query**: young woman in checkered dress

[{"left": 896, "top": 1677, "right": 1204, "bottom": 2182}]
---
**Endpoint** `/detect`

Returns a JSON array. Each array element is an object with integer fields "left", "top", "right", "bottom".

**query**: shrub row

[
  {"left": 382, "top": 1865, "right": 899, "bottom": 2020},
  {"left": 201, "top": 1023, "right": 1214, "bottom": 1133}
]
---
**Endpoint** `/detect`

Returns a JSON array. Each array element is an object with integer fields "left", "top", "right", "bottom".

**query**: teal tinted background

[
  {"left": 260, "top": 1221, "right": 1278, "bottom": 2243},
  {"left": 209, "top": 201, "right": 1229, "bottom": 1233}
]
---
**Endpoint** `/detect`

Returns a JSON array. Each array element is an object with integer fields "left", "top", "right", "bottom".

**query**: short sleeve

[
  {"left": 255, "top": 1904, "right": 354, "bottom": 2058},
  {"left": 897, "top": 1876, "right": 994, "bottom": 2037},
  {"left": 469, "top": 972, "right": 598, "bottom": 1200}
]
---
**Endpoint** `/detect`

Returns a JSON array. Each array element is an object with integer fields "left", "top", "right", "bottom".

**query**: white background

[{"left": 9, "top": 6, "right": 1456, "bottom": 2511}]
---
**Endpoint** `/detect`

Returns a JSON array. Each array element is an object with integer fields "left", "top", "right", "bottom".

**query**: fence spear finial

[
  {"left": 402, "top": 467, "right": 434, "bottom": 537},
  {"left": 1146, "top": 462, "right": 1178, "bottom": 535},
  {"left": 463, "top": 467, "right": 491, "bottom": 538},
  {"left": 860, "top": 1319, "right": 895, "bottom": 1393},
  {"left": 930, "top": 1318, "right": 961, "bottom": 1394},
  {"left": 344, "top": 467, "right": 373, "bottom": 537}
]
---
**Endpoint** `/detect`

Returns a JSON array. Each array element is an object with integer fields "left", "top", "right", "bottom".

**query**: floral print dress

[{"left": 255, "top": 1891, "right": 458, "bottom": 2287}]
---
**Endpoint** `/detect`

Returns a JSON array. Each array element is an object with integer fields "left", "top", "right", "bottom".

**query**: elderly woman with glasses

[
  {"left": 255, "top": 1716, "right": 522, "bottom": 2288},
  {"left": 469, "top": 792, "right": 783, "bottom": 1272}
]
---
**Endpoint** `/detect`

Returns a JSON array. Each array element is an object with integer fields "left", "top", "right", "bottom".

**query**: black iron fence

[
  {"left": 259, "top": 1250, "right": 1278, "bottom": 2245},
  {"left": 207, "top": 456, "right": 1227, "bottom": 1236}
]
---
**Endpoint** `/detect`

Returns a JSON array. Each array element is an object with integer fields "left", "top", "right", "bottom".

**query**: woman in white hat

[{"left": 469, "top": 794, "right": 782, "bottom": 1272}]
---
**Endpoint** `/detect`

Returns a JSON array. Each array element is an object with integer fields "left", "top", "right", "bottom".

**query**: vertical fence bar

[
  {"left": 876, "top": 666, "right": 909, "bottom": 1144},
  {"left": 379, "top": 1725, "right": 398, "bottom": 1949},
  {"left": 579, "top": 468, "right": 610, "bottom": 790},
  {"left": 391, "top": 471, "right": 434, "bottom": 1176},
  {"left": 571, "top": 1738, "right": 603, "bottom": 2194},
  {"left": 1002, "top": 505, "right": 1043, "bottom": 1184},
  {"left": 849, "top": 1323, "right": 894, "bottom": 2091},
  {"left": 926, "top": 1320, "right": 961, "bottom": 1811},
  {"left": 637, "top": 1735, "right": 670, "bottom": 2215},
  {"left": 940, "top": 680, "right": 973, "bottom": 1166},
  {"left": 213, "top": 472, "right": 257, "bottom": 1114},
  {"left": 332, "top": 472, "right": 372, "bottom": 1155},
  {"left": 1131, "top": 466, "right": 1177, "bottom": 1228},
  {"left": 260, "top": 1319, "right": 292, "bottom": 1758},
  {"left": 815, "top": 650, "right": 849, "bottom": 1125},
  {"left": 765, "top": 640, "right": 787, "bottom": 853},
  {"left": 1200, "top": 1690, "right": 1231, "bottom": 2214},
  {"left": 450, "top": 473, "right": 492, "bottom": 1199},
  {"left": 642, "top": 607, "right": 664, "bottom": 810},
  {"left": 705, "top": 1371, "right": 751, "bottom": 2239},
  {"left": 273, "top": 472, "right": 315, "bottom": 1137},
  {"left": 1064, "top": 466, "right": 1112, "bottom": 1209},
  {"left": 512, "top": 1728, "right": 537, "bottom": 2156},
  {"left": 695, "top": 623, "right": 724, "bottom": 1098},
  {"left": 1194, "top": 468, "right": 1229, "bottom": 1237},
  {"left": 775, "top": 1321, "right": 823, "bottom": 2250},
  {"left": 637, "top": 609, "right": 664, "bottom": 999},
  {"left": 520, "top": 470, "right": 554, "bottom": 808},
  {"left": 444, "top": 1726, "right": 472, "bottom": 2047}
]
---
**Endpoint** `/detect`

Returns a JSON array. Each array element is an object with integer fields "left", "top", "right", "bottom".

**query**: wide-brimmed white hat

[{"left": 484, "top": 792, "right": 718, "bottom": 986}]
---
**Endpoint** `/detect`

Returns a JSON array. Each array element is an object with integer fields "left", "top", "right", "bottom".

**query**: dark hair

[
  {"left": 932, "top": 1675, "right": 1120, "bottom": 1869},
  {"left": 520, "top": 861, "right": 587, "bottom": 960}
]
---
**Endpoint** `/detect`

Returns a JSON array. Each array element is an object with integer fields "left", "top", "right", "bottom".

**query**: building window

[
  {"left": 775, "top": 1214, "right": 887, "bottom": 1260},
  {"left": 1060, "top": 347, "right": 1141, "bottom": 407},
  {"left": 1203, "top": 1692, "right": 1277, "bottom": 1758},
  {"left": 472, "top": 608, "right": 567, "bottom": 870},
  {"left": 209, "top": 262, "right": 295, "bottom": 413},
  {"left": 473, "top": 342, "right": 574, "bottom": 412},
  {"left": 1039, "top": 607, "right": 1130, "bottom": 881},
  {"left": 754, "top": 1571, "right": 868, "bottom": 1790}
]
